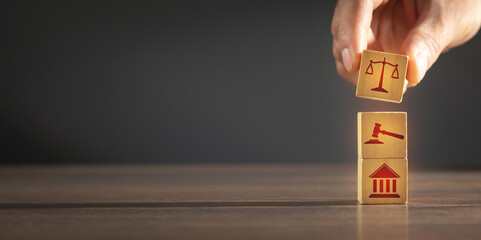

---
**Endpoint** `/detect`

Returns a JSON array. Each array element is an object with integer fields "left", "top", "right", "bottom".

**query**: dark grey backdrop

[{"left": 2, "top": 1, "right": 481, "bottom": 166}]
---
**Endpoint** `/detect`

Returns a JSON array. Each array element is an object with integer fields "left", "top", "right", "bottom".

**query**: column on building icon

[{"left": 369, "top": 163, "right": 401, "bottom": 198}]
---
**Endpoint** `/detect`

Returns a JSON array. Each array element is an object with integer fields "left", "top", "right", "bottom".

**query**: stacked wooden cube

[
  {"left": 356, "top": 50, "right": 409, "bottom": 204},
  {"left": 358, "top": 112, "right": 407, "bottom": 204}
]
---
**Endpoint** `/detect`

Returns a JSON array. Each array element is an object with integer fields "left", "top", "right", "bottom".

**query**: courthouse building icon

[{"left": 369, "top": 163, "right": 401, "bottom": 198}]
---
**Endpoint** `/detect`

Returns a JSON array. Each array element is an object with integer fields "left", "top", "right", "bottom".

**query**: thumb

[{"left": 401, "top": 18, "right": 451, "bottom": 86}]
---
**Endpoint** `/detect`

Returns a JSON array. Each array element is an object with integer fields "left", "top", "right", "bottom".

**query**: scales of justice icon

[{"left": 365, "top": 57, "right": 400, "bottom": 93}]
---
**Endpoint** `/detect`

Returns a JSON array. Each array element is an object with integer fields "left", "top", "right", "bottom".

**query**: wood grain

[{"left": 1, "top": 164, "right": 481, "bottom": 240}]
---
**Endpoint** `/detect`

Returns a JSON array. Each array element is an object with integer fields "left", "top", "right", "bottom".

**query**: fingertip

[
  {"left": 335, "top": 60, "right": 358, "bottom": 85},
  {"left": 415, "top": 50, "right": 428, "bottom": 81},
  {"left": 341, "top": 47, "right": 363, "bottom": 73},
  {"left": 351, "top": 49, "right": 362, "bottom": 72},
  {"left": 407, "top": 82, "right": 418, "bottom": 88},
  {"left": 403, "top": 79, "right": 418, "bottom": 95},
  {"left": 341, "top": 48, "right": 353, "bottom": 72},
  {"left": 405, "top": 50, "right": 426, "bottom": 85}
]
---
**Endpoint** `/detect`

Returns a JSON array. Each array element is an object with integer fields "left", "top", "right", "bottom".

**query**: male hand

[{"left": 332, "top": 0, "right": 481, "bottom": 88}]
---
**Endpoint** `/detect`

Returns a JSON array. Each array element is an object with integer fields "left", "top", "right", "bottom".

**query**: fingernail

[
  {"left": 341, "top": 48, "right": 353, "bottom": 72},
  {"left": 416, "top": 51, "right": 427, "bottom": 81}
]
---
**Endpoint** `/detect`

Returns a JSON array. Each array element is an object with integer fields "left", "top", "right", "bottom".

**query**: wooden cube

[
  {"left": 356, "top": 50, "right": 408, "bottom": 103},
  {"left": 358, "top": 112, "right": 407, "bottom": 159},
  {"left": 358, "top": 158, "right": 408, "bottom": 204}
]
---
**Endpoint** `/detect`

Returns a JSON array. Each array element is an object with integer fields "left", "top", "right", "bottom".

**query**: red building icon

[{"left": 369, "top": 163, "right": 401, "bottom": 198}]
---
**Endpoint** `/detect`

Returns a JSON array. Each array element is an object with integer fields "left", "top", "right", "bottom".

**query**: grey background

[{"left": 1, "top": 0, "right": 481, "bottom": 166}]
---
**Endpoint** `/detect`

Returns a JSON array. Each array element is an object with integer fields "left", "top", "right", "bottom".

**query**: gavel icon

[{"left": 365, "top": 123, "right": 404, "bottom": 144}]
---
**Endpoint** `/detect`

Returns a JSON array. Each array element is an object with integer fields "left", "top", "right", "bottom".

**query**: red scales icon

[
  {"left": 365, "top": 57, "right": 399, "bottom": 93},
  {"left": 364, "top": 123, "right": 404, "bottom": 144},
  {"left": 369, "top": 163, "right": 401, "bottom": 198}
]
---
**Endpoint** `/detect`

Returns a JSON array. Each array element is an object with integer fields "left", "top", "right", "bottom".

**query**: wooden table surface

[{"left": 1, "top": 164, "right": 481, "bottom": 240}]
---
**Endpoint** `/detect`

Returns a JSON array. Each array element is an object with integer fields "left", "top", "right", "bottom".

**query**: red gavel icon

[{"left": 365, "top": 123, "right": 404, "bottom": 144}]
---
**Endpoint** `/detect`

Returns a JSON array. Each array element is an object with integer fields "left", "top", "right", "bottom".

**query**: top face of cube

[
  {"left": 356, "top": 50, "right": 408, "bottom": 103},
  {"left": 358, "top": 112, "right": 407, "bottom": 159}
]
